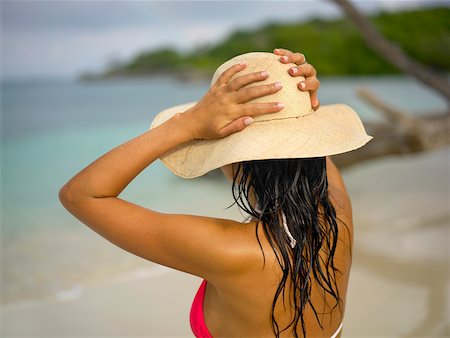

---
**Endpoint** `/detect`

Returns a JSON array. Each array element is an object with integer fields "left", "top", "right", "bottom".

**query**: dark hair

[{"left": 230, "top": 157, "right": 350, "bottom": 337}]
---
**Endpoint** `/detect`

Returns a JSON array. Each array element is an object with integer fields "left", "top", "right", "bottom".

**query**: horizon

[{"left": 1, "top": 0, "right": 445, "bottom": 81}]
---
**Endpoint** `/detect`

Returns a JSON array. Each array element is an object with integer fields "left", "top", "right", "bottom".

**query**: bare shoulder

[
  {"left": 326, "top": 157, "right": 352, "bottom": 216},
  {"left": 325, "top": 157, "right": 354, "bottom": 252}
]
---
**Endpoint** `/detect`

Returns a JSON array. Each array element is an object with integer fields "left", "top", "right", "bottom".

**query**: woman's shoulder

[{"left": 326, "top": 157, "right": 352, "bottom": 215}]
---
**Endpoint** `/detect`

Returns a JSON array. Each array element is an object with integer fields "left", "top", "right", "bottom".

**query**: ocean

[{"left": 1, "top": 74, "right": 447, "bottom": 308}]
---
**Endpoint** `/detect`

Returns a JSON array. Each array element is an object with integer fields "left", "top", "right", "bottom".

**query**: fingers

[
  {"left": 216, "top": 62, "right": 246, "bottom": 86},
  {"left": 274, "top": 48, "right": 306, "bottom": 66},
  {"left": 219, "top": 101, "right": 285, "bottom": 137},
  {"left": 277, "top": 52, "right": 320, "bottom": 110},
  {"left": 240, "top": 102, "right": 285, "bottom": 117},
  {"left": 235, "top": 81, "right": 283, "bottom": 103},
  {"left": 311, "top": 92, "right": 320, "bottom": 111},
  {"left": 297, "top": 77, "right": 320, "bottom": 92},
  {"left": 296, "top": 77, "right": 320, "bottom": 109},
  {"left": 274, "top": 47, "right": 292, "bottom": 55},
  {"left": 228, "top": 70, "right": 269, "bottom": 91},
  {"left": 288, "top": 63, "right": 317, "bottom": 78},
  {"left": 218, "top": 116, "right": 254, "bottom": 137}
]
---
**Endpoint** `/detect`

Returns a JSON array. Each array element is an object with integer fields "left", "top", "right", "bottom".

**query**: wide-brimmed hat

[{"left": 150, "top": 52, "right": 373, "bottom": 178}]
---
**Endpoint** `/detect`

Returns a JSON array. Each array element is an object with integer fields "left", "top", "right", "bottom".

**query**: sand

[
  {"left": 2, "top": 146, "right": 449, "bottom": 337},
  {"left": 1, "top": 265, "right": 200, "bottom": 337},
  {"left": 342, "top": 147, "right": 449, "bottom": 337}
]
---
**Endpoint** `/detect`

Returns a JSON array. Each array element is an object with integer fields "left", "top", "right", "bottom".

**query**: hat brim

[{"left": 150, "top": 102, "right": 373, "bottom": 178}]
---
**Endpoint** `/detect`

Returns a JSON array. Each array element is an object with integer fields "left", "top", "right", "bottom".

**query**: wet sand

[{"left": 2, "top": 146, "right": 449, "bottom": 337}]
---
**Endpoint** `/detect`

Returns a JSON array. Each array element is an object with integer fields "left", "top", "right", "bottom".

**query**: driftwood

[
  {"left": 206, "top": 91, "right": 449, "bottom": 177},
  {"left": 207, "top": 1, "right": 449, "bottom": 177},
  {"left": 329, "top": 0, "right": 450, "bottom": 103},
  {"left": 327, "top": 0, "right": 450, "bottom": 169},
  {"left": 331, "top": 87, "right": 450, "bottom": 168}
]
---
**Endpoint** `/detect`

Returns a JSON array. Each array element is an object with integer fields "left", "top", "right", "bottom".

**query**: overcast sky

[{"left": 1, "top": 0, "right": 443, "bottom": 80}]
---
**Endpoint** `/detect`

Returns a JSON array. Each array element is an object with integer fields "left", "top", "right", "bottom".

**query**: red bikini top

[{"left": 190, "top": 279, "right": 213, "bottom": 338}]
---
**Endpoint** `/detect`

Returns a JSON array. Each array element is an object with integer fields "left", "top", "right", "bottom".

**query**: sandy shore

[
  {"left": 2, "top": 146, "right": 449, "bottom": 337},
  {"left": 1, "top": 265, "right": 201, "bottom": 337},
  {"left": 342, "top": 146, "right": 449, "bottom": 337}
]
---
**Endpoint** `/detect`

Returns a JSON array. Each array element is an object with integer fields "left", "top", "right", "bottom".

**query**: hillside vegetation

[{"left": 80, "top": 7, "right": 450, "bottom": 80}]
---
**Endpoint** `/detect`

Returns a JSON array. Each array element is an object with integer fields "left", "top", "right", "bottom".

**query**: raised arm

[
  {"left": 58, "top": 48, "right": 324, "bottom": 283},
  {"left": 58, "top": 62, "right": 284, "bottom": 283}
]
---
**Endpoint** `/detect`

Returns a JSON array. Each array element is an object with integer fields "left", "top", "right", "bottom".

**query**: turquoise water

[{"left": 1, "top": 75, "right": 447, "bottom": 306}]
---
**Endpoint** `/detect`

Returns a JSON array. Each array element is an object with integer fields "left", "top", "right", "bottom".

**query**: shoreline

[{"left": 2, "top": 146, "right": 449, "bottom": 336}]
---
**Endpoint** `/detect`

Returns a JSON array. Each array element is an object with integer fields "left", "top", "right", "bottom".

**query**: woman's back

[
  {"left": 201, "top": 162, "right": 353, "bottom": 337},
  {"left": 59, "top": 49, "right": 371, "bottom": 338}
]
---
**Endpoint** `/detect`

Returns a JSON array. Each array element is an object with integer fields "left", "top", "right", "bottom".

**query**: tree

[
  {"left": 329, "top": 0, "right": 450, "bottom": 103},
  {"left": 327, "top": 0, "right": 450, "bottom": 168}
]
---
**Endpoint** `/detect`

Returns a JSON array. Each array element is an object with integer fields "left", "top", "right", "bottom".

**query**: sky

[{"left": 1, "top": 0, "right": 445, "bottom": 80}]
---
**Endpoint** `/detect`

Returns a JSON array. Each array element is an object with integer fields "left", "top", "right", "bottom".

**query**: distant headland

[{"left": 78, "top": 7, "right": 449, "bottom": 82}]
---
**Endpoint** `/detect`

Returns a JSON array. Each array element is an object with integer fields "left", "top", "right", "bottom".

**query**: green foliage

[
  {"left": 122, "top": 48, "right": 185, "bottom": 74},
  {"left": 107, "top": 7, "right": 450, "bottom": 78},
  {"left": 373, "top": 7, "right": 450, "bottom": 71}
]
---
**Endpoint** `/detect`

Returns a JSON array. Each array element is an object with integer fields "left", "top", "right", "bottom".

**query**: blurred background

[{"left": 1, "top": 0, "right": 449, "bottom": 337}]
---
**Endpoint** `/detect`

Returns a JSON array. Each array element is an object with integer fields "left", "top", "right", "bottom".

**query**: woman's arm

[
  {"left": 59, "top": 62, "right": 284, "bottom": 282},
  {"left": 59, "top": 49, "right": 322, "bottom": 283}
]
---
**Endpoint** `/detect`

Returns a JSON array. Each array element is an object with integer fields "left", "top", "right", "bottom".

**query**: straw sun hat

[{"left": 150, "top": 52, "right": 373, "bottom": 178}]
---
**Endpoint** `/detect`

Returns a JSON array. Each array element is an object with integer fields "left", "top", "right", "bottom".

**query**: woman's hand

[
  {"left": 181, "top": 62, "right": 284, "bottom": 140},
  {"left": 274, "top": 48, "right": 321, "bottom": 111}
]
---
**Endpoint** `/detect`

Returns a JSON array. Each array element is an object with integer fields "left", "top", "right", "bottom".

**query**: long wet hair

[{"left": 230, "top": 157, "right": 350, "bottom": 337}]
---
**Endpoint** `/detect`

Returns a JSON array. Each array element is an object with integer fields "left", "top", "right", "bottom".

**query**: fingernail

[
  {"left": 274, "top": 48, "right": 280, "bottom": 53},
  {"left": 238, "top": 61, "right": 247, "bottom": 66},
  {"left": 290, "top": 67, "right": 298, "bottom": 74},
  {"left": 261, "top": 71, "right": 269, "bottom": 77},
  {"left": 300, "top": 82, "right": 306, "bottom": 89},
  {"left": 281, "top": 56, "right": 288, "bottom": 62},
  {"left": 274, "top": 82, "right": 283, "bottom": 89},
  {"left": 277, "top": 102, "right": 285, "bottom": 109},
  {"left": 244, "top": 117, "right": 254, "bottom": 126}
]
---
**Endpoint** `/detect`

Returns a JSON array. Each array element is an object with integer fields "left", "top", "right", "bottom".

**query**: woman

[{"left": 60, "top": 48, "right": 372, "bottom": 337}]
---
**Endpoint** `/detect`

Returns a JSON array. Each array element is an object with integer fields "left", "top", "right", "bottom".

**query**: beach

[
  {"left": 344, "top": 146, "right": 449, "bottom": 337},
  {"left": 1, "top": 75, "right": 449, "bottom": 337},
  {"left": 2, "top": 0, "right": 449, "bottom": 334},
  {"left": 2, "top": 144, "right": 448, "bottom": 337}
]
